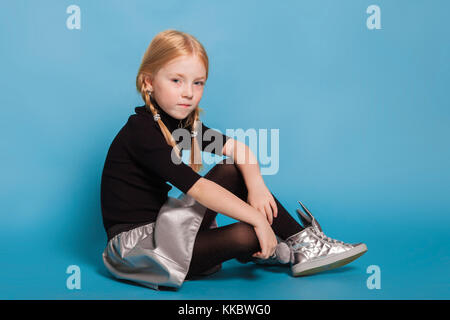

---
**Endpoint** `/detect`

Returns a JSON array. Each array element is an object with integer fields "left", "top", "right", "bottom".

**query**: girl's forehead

[{"left": 162, "top": 55, "right": 206, "bottom": 75}]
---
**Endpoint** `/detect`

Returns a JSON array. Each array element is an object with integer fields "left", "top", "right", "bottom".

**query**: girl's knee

[
  {"left": 230, "top": 222, "right": 259, "bottom": 252},
  {"left": 206, "top": 161, "right": 240, "bottom": 180}
]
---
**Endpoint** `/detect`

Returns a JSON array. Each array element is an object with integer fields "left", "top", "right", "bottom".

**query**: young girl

[{"left": 101, "top": 29, "right": 367, "bottom": 291}]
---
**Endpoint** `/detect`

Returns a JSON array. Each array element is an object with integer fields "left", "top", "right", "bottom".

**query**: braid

[
  {"left": 138, "top": 82, "right": 204, "bottom": 172},
  {"left": 190, "top": 111, "right": 203, "bottom": 172},
  {"left": 140, "top": 84, "right": 182, "bottom": 158}
]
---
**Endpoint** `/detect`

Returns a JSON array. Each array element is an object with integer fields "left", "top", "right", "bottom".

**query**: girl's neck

[{"left": 149, "top": 96, "right": 187, "bottom": 132}]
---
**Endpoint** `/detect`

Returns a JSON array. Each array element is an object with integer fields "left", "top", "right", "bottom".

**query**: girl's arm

[
  {"left": 221, "top": 138, "right": 278, "bottom": 224},
  {"left": 126, "top": 116, "right": 273, "bottom": 245},
  {"left": 222, "top": 138, "right": 264, "bottom": 192},
  {"left": 187, "top": 138, "right": 278, "bottom": 259},
  {"left": 187, "top": 176, "right": 262, "bottom": 227},
  {"left": 187, "top": 176, "right": 277, "bottom": 260}
]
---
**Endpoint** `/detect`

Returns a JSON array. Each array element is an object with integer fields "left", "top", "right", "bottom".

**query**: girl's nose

[{"left": 182, "top": 85, "right": 193, "bottom": 98}]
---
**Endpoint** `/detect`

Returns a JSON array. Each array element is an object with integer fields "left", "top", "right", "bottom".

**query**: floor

[{"left": 1, "top": 217, "right": 448, "bottom": 300}]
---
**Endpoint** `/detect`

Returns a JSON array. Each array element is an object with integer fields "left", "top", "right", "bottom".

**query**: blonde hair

[{"left": 136, "top": 29, "right": 209, "bottom": 173}]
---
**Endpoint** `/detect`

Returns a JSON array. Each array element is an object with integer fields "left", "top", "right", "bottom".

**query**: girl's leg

[
  {"left": 186, "top": 161, "right": 304, "bottom": 278},
  {"left": 186, "top": 221, "right": 261, "bottom": 278},
  {"left": 198, "top": 160, "right": 304, "bottom": 240}
]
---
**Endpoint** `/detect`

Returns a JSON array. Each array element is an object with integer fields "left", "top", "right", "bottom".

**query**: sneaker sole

[{"left": 292, "top": 243, "right": 368, "bottom": 277}]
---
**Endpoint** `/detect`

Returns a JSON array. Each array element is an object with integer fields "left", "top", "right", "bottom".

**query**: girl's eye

[{"left": 171, "top": 79, "right": 204, "bottom": 86}]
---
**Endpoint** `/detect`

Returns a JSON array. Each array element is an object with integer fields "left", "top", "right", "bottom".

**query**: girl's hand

[
  {"left": 252, "top": 217, "right": 278, "bottom": 259},
  {"left": 247, "top": 184, "right": 278, "bottom": 225}
]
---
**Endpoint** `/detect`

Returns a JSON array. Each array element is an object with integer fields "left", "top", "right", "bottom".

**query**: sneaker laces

[
  {"left": 312, "top": 227, "right": 345, "bottom": 245},
  {"left": 296, "top": 201, "right": 347, "bottom": 245}
]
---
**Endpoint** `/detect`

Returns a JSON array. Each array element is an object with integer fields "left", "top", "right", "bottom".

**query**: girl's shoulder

[
  {"left": 122, "top": 106, "right": 166, "bottom": 147},
  {"left": 126, "top": 106, "right": 160, "bottom": 132}
]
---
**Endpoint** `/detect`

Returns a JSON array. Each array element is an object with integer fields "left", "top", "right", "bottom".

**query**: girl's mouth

[{"left": 178, "top": 104, "right": 191, "bottom": 108}]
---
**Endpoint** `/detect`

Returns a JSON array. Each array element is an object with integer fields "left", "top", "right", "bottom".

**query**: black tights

[{"left": 186, "top": 161, "right": 304, "bottom": 279}]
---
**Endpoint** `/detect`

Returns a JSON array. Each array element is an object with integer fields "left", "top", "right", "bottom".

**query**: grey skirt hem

[{"left": 102, "top": 193, "right": 218, "bottom": 291}]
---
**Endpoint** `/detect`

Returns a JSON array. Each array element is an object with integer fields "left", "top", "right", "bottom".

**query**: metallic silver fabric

[
  {"left": 285, "top": 200, "right": 368, "bottom": 275},
  {"left": 102, "top": 193, "right": 217, "bottom": 290},
  {"left": 286, "top": 226, "right": 356, "bottom": 264}
]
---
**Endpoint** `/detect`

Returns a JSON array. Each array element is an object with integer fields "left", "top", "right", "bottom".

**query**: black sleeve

[
  {"left": 125, "top": 116, "right": 202, "bottom": 194},
  {"left": 199, "top": 122, "right": 232, "bottom": 156}
]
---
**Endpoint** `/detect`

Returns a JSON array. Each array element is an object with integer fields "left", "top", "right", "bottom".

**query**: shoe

[
  {"left": 296, "top": 200, "right": 366, "bottom": 247},
  {"left": 284, "top": 201, "right": 368, "bottom": 276}
]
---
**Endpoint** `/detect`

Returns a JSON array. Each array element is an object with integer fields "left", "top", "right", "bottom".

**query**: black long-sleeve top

[{"left": 101, "top": 100, "right": 231, "bottom": 241}]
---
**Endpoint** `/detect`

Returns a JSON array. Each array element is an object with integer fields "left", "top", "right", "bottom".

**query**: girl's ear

[{"left": 144, "top": 74, "right": 154, "bottom": 91}]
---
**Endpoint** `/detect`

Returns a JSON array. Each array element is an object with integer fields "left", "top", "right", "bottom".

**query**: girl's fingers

[
  {"left": 264, "top": 204, "right": 273, "bottom": 225},
  {"left": 253, "top": 247, "right": 270, "bottom": 259},
  {"left": 258, "top": 207, "right": 266, "bottom": 219},
  {"left": 253, "top": 251, "right": 263, "bottom": 258},
  {"left": 255, "top": 203, "right": 274, "bottom": 225},
  {"left": 270, "top": 199, "right": 278, "bottom": 218},
  {"left": 254, "top": 252, "right": 266, "bottom": 259},
  {"left": 260, "top": 206, "right": 271, "bottom": 225}
]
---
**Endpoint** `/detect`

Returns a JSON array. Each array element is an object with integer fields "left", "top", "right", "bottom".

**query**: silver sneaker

[{"left": 284, "top": 201, "right": 368, "bottom": 276}]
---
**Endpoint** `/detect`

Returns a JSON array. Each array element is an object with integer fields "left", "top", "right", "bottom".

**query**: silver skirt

[{"left": 102, "top": 193, "right": 219, "bottom": 290}]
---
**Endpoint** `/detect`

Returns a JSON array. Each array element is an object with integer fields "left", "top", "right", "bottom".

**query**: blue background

[{"left": 0, "top": 0, "right": 448, "bottom": 299}]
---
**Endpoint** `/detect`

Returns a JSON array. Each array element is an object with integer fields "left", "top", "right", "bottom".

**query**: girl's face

[{"left": 145, "top": 54, "right": 207, "bottom": 120}]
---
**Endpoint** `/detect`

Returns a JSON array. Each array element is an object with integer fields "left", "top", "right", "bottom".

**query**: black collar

[{"left": 136, "top": 96, "right": 188, "bottom": 133}]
